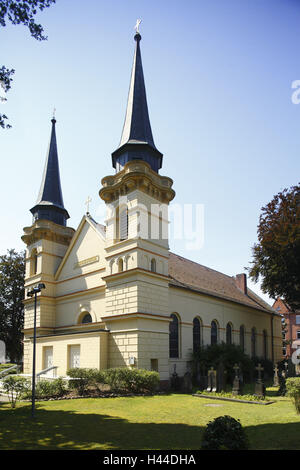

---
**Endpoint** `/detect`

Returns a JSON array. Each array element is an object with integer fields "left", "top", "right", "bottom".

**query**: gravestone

[
  {"left": 232, "top": 363, "right": 242, "bottom": 395},
  {"left": 206, "top": 367, "right": 217, "bottom": 392},
  {"left": 254, "top": 363, "right": 265, "bottom": 398},
  {"left": 171, "top": 364, "right": 180, "bottom": 391},
  {"left": 183, "top": 371, "right": 193, "bottom": 393},
  {"left": 273, "top": 363, "right": 279, "bottom": 387},
  {"left": 217, "top": 362, "right": 226, "bottom": 392}
]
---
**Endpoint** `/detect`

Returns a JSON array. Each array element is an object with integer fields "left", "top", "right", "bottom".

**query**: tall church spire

[
  {"left": 112, "top": 31, "right": 163, "bottom": 173},
  {"left": 30, "top": 117, "right": 70, "bottom": 226}
]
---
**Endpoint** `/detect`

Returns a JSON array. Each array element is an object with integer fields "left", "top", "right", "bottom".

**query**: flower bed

[{"left": 193, "top": 391, "right": 274, "bottom": 405}]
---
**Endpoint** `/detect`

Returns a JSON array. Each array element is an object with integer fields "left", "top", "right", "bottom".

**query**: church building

[{"left": 22, "top": 31, "right": 282, "bottom": 387}]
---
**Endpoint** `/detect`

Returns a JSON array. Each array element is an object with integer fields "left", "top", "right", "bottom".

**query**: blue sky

[{"left": 1, "top": 0, "right": 299, "bottom": 304}]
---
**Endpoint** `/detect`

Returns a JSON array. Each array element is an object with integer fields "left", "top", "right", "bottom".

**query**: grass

[{"left": 0, "top": 389, "right": 300, "bottom": 450}]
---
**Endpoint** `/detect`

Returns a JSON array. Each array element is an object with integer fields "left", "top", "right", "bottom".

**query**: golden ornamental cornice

[
  {"left": 22, "top": 219, "right": 75, "bottom": 247},
  {"left": 99, "top": 160, "right": 175, "bottom": 203}
]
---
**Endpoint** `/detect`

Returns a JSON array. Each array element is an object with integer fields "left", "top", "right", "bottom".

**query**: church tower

[
  {"left": 100, "top": 31, "right": 175, "bottom": 384},
  {"left": 22, "top": 117, "right": 74, "bottom": 372}
]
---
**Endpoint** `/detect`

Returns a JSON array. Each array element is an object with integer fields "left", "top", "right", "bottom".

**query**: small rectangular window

[{"left": 296, "top": 315, "right": 300, "bottom": 325}]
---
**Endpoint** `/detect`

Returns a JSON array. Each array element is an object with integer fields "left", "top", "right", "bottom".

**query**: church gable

[{"left": 55, "top": 215, "right": 106, "bottom": 291}]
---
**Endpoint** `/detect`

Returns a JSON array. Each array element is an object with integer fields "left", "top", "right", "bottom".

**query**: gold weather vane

[{"left": 134, "top": 19, "right": 142, "bottom": 34}]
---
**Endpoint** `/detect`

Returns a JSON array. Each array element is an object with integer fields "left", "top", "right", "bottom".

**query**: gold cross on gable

[{"left": 85, "top": 196, "right": 92, "bottom": 214}]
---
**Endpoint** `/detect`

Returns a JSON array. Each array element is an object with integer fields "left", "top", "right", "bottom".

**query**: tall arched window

[
  {"left": 119, "top": 207, "right": 128, "bottom": 240},
  {"left": 251, "top": 327, "right": 256, "bottom": 358},
  {"left": 226, "top": 323, "right": 232, "bottom": 345},
  {"left": 169, "top": 314, "right": 179, "bottom": 358},
  {"left": 240, "top": 325, "right": 245, "bottom": 352},
  {"left": 193, "top": 317, "right": 201, "bottom": 353},
  {"left": 211, "top": 320, "right": 218, "bottom": 345},
  {"left": 263, "top": 330, "right": 268, "bottom": 360},
  {"left": 30, "top": 249, "right": 38, "bottom": 275},
  {"left": 150, "top": 258, "right": 156, "bottom": 273}
]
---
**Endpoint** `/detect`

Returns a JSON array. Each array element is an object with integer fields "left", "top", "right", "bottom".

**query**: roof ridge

[{"left": 170, "top": 251, "right": 236, "bottom": 281}]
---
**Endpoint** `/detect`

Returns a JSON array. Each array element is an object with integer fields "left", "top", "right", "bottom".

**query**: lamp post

[{"left": 27, "top": 283, "right": 45, "bottom": 418}]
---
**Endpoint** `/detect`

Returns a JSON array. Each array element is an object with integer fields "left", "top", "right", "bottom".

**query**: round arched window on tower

[{"left": 81, "top": 313, "right": 92, "bottom": 324}]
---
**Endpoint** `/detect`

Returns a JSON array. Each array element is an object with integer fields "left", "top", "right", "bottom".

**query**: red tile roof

[{"left": 168, "top": 252, "right": 275, "bottom": 314}]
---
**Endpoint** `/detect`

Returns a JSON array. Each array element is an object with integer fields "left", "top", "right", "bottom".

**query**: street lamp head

[{"left": 27, "top": 283, "right": 46, "bottom": 297}]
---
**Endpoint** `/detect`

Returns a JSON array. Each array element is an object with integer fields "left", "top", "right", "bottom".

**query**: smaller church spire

[
  {"left": 111, "top": 25, "right": 163, "bottom": 173},
  {"left": 30, "top": 116, "right": 70, "bottom": 226}
]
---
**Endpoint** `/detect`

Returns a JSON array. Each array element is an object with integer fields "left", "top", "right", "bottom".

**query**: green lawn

[{"left": 0, "top": 391, "right": 300, "bottom": 450}]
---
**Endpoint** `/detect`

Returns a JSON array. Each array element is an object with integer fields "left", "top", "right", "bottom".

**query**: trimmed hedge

[
  {"left": 67, "top": 368, "right": 99, "bottom": 395},
  {"left": 67, "top": 367, "right": 160, "bottom": 395},
  {"left": 35, "top": 378, "right": 67, "bottom": 399},
  {"left": 103, "top": 367, "right": 159, "bottom": 394}
]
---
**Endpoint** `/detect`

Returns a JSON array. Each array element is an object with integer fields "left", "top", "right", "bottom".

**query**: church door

[{"left": 69, "top": 345, "right": 80, "bottom": 369}]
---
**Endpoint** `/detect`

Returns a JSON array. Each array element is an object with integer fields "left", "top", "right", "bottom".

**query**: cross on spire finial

[
  {"left": 52, "top": 107, "right": 56, "bottom": 123},
  {"left": 85, "top": 196, "right": 92, "bottom": 214},
  {"left": 134, "top": 19, "right": 142, "bottom": 34}
]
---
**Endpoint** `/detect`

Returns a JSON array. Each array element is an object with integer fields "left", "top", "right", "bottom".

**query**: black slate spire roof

[
  {"left": 112, "top": 32, "right": 163, "bottom": 173},
  {"left": 30, "top": 117, "right": 70, "bottom": 226}
]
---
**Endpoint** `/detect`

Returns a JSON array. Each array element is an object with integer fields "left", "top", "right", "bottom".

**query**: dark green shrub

[
  {"left": 35, "top": 378, "right": 67, "bottom": 399},
  {"left": 192, "top": 343, "right": 254, "bottom": 384},
  {"left": 201, "top": 415, "right": 248, "bottom": 450},
  {"left": 286, "top": 377, "right": 300, "bottom": 414},
  {"left": 67, "top": 368, "right": 95, "bottom": 395},
  {"left": 102, "top": 367, "right": 159, "bottom": 394},
  {"left": 89, "top": 369, "right": 106, "bottom": 392}
]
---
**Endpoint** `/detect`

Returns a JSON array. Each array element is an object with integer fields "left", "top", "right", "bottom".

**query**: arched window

[
  {"left": 82, "top": 313, "right": 92, "bottom": 324},
  {"left": 193, "top": 317, "right": 201, "bottom": 353},
  {"left": 150, "top": 258, "right": 156, "bottom": 273},
  {"left": 251, "top": 327, "right": 256, "bottom": 358},
  {"left": 169, "top": 314, "right": 179, "bottom": 358},
  {"left": 226, "top": 323, "right": 232, "bottom": 345},
  {"left": 119, "top": 207, "right": 128, "bottom": 240},
  {"left": 118, "top": 258, "right": 124, "bottom": 272},
  {"left": 211, "top": 320, "right": 218, "bottom": 345},
  {"left": 240, "top": 325, "right": 245, "bottom": 352},
  {"left": 30, "top": 249, "right": 38, "bottom": 275},
  {"left": 263, "top": 330, "right": 268, "bottom": 360},
  {"left": 79, "top": 312, "right": 92, "bottom": 324}
]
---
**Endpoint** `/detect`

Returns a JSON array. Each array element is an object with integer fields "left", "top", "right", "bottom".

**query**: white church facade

[{"left": 22, "top": 31, "right": 282, "bottom": 387}]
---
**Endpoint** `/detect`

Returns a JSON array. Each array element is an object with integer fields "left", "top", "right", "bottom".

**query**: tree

[
  {"left": 0, "top": 249, "right": 25, "bottom": 362},
  {"left": 248, "top": 184, "right": 300, "bottom": 310},
  {"left": 0, "top": 0, "right": 56, "bottom": 128}
]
